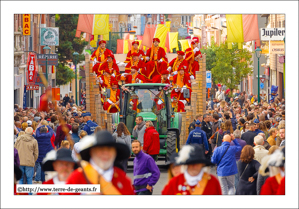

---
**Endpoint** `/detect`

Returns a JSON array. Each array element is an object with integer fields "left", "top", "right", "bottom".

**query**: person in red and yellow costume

[
  {"left": 168, "top": 51, "right": 188, "bottom": 75},
  {"left": 260, "top": 147, "right": 285, "bottom": 195},
  {"left": 171, "top": 66, "right": 192, "bottom": 103},
  {"left": 145, "top": 38, "right": 168, "bottom": 79},
  {"left": 151, "top": 64, "right": 171, "bottom": 84},
  {"left": 99, "top": 68, "right": 117, "bottom": 89},
  {"left": 98, "top": 53, "right": 121, "bottom": 81},
  {"left": 91, "top": 40, "right": 114, "bottom": 74},
  {"left": 124, "top": 41, "right": 146, "bottom": 64},
  {"left": 37, "top": 148, "right": 78, "bottom": 195},
  {"left": 103, "top": 81, "right": 120, "bottom": 113},
  {"left": 121, "top": 66, "right": 147, "bottom": 84},
  {"left": 124, "top": 52, "right": 147, "bottom": 77},
  {"left": 63, "top": 132, "right": 134, "bottom": 195},
  {"left": 162, "top": 144, "right": 222, "bottom": 195},
  {"left": 185, "top": 37, "right": 202, "bottom": 79},
  {"left": 171, "top": 92, "right": 186, "bottom": 113}
]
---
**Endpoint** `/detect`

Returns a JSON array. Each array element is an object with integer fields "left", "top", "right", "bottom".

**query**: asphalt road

[{"left": 126, "top": 160, "right": 217, "bottom": 195}]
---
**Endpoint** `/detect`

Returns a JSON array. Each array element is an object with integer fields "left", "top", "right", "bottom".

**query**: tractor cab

[{"left": 112, "top": 83, "right": 182, "bottom": 162}]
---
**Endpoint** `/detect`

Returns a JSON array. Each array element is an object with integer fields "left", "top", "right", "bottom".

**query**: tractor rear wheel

[{"left": 166, "top": 131, "right": 177, "bottom": 162}]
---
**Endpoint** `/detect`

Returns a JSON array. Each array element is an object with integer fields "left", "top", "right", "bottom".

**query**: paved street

[{"left": 126, "top": 159, "right": 217, "bottom": 195}]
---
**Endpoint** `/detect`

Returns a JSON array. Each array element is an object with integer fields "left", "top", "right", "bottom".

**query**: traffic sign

[
  {"left": 206, "top": 71, "right": 212, "bottom": 88},
  {"left": 26, "top": 85, "right": 39, "bottom": 90},
  {"left": 260, "top": 83, "right": 264, "bottom": 89},
  {"left": 260, "top": 77, "right": 265, "bottom": 83}
]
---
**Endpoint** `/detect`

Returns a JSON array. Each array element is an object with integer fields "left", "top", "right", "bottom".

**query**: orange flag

[{"left": 242, "top": 14, "right": 260, "bottom": 47}]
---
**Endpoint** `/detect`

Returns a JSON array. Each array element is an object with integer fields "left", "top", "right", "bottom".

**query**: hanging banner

[
  {"left": 270, "top": 41, "right": 285, "bottom": 54},
  {"left": 26, "top": 52, "right": 38, "bottom": 85},
  {"left": 23, "top": 85, "right": 27, "bottom": 109},
  {"left": 23, "top": 14, "right": 30, "bottom": 35}
]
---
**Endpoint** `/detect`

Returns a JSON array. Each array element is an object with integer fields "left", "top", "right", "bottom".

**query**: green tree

[
  {"left": 55, "top": 14, "right": 88, "bottom": 87},
  {"left": 107, "top": 34, "right": 120, "bottom": 54},
  {"left": 210, "top": 41, "right": 253, "bottom": 91},
  {"left": 200, "top": 37, "right": 217, "bottom": 71},
  {"left": 56, "top": 63, "right": 75, "bottom": 86},
  {"left": 55, "top": 14, "right": 88, "bottom": 64}
]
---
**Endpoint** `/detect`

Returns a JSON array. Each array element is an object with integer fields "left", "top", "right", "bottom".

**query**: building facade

[{"left": 14, "top": 14, "right": 57, "bottom": 108}]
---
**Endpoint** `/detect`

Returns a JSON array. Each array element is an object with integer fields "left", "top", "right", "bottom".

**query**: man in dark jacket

[
  {"left": 241, "top": 121, "right": 257, "bottom": 146},
  {"left": 143, "top": 121, "right": 160, "bottom": 161},
  {"left": 132, "top": 140, "right": 160, "bottom": 195},
  {"left": 34, "top": 125, "right": 54, "bottom": 183},
  {"left": 188, "top": 114, "right": 203, "bottom": 133},
  {"left": 201, "top": 114, "right": 213, "bottom": 159},
  {"left": 62, "top": 94, "right": 70, "bottom": 106},
  {"left": 186, "top": 120, "right": 209, "bottom": 154}
]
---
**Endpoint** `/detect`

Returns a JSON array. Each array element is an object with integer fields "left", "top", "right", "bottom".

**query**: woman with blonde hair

[
  {"left": 32, "top": 121, "right": 37, "bottom": 131},
  {"left": 21, "top": 122, "right": 28, "bottom": 131},
  {"left": 166, "top": 153, "right": 182, "bottom": 181}
]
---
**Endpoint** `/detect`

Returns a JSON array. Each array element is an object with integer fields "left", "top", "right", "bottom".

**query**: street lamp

[
  {"left": 255, "top": 47, "right": 262, "bottom": 103},
  {"left": 73, "top": 51, "right": 79, "bottom": 106},
  {"left": 43, "top": 45, "right": 51, "bottom": 85}
]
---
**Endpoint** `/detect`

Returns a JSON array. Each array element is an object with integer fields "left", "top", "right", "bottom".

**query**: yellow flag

[
  {"left": 179, "top": 40, "right": 190, "bottom": 52},
  {"left": 123, "top": 40, "right": 129, "bottom": 54},
  {"left": 154, "top": 21, "right": 171, "bottom": 49},
  {"left": 226, "top": 14, "right": 244, "bottom": 49},
  {"left": 169, "top": 32, "right": 179, "bottom": 52},
  {"left": 93, "top": 14, "right": 110, "bottom": 35}
]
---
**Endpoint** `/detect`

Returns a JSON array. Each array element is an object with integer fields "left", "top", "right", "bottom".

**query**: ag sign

[{"left": 40, "top": 27, "right": 59, "bottom": 46}]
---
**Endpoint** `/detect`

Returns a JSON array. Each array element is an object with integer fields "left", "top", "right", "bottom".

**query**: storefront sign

[
  {"left": 261, "top": 28, "right": 285, "bottom": 41},
  {"left": 270, "top": 41, "right": 285, "bottom": 54},
  {"left": 40, "top": 27, "right": 59, "bottom": 46},
  {"left": 260, "top": 41, "right": 269, "bottom": 54},
  {"left": 26, "top": 85, "right": 39, "bottom": 90},
  {"left": 23, "top": 14, "right": 30, "bottom": 35},
  {"left": 26, "top": 53, "right": 38, "bottom": 85},
  {"left": 37, "top": 54, "right": 58, "bottom": 66}
]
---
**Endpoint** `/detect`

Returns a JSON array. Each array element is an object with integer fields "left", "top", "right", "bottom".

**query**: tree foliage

[
  {"left": 56, "top": 63, "right": 75, "bottom": 86},
  {"left": 55, "top": 14, "right": 88, "bottom": 64},
  {"left": 107, "top": 34, "right": 120, "bottom": 54},
  {"left": 201, "top": 40, "right": 253, "bottom": 90}
]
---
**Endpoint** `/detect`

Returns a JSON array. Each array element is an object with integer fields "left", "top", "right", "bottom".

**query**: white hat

[{"left": 27, "top": 120, "right": 32, "bottom": 126}]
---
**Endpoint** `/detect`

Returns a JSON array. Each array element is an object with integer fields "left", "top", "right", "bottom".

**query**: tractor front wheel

[{"left": 166, "top": 131, "right": 177, "bottom": 162}]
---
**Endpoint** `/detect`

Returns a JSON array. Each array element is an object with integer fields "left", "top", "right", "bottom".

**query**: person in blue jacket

[
  {"left": 82, "top": 112, "right": 98, "bottom": 135},
  {"left": 186, "top": 120, "right": 209, "bottom": 154},
  {"left": 34, "top": 125, "right": 55, "bottom": 183},
  {"left": 253, "top": 119, "right": 264, "bottom": 135},
  {"left": 211, "top": 133, "right": 242, "bottom": 195}
]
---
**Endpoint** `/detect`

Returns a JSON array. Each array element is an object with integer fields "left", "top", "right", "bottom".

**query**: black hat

[
  {"left": 79, "top": 130, "right": 130, "bottom": 162},
  {"left": 166, "top": 153, "right": 179, "bottom": 167},
  {"left": 14, "top": 165, "right": 22, "bottom": 181},
  {"left": 175, "top": 144, "right": 214, "bottom": 166},
  {"left": 42, "top": 148, "right": 78, "bottom": 171}
]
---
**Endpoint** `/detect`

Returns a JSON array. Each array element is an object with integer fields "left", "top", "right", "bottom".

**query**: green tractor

[{"left": 111, "top": 83, "right": 182, "bottom": 162}]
